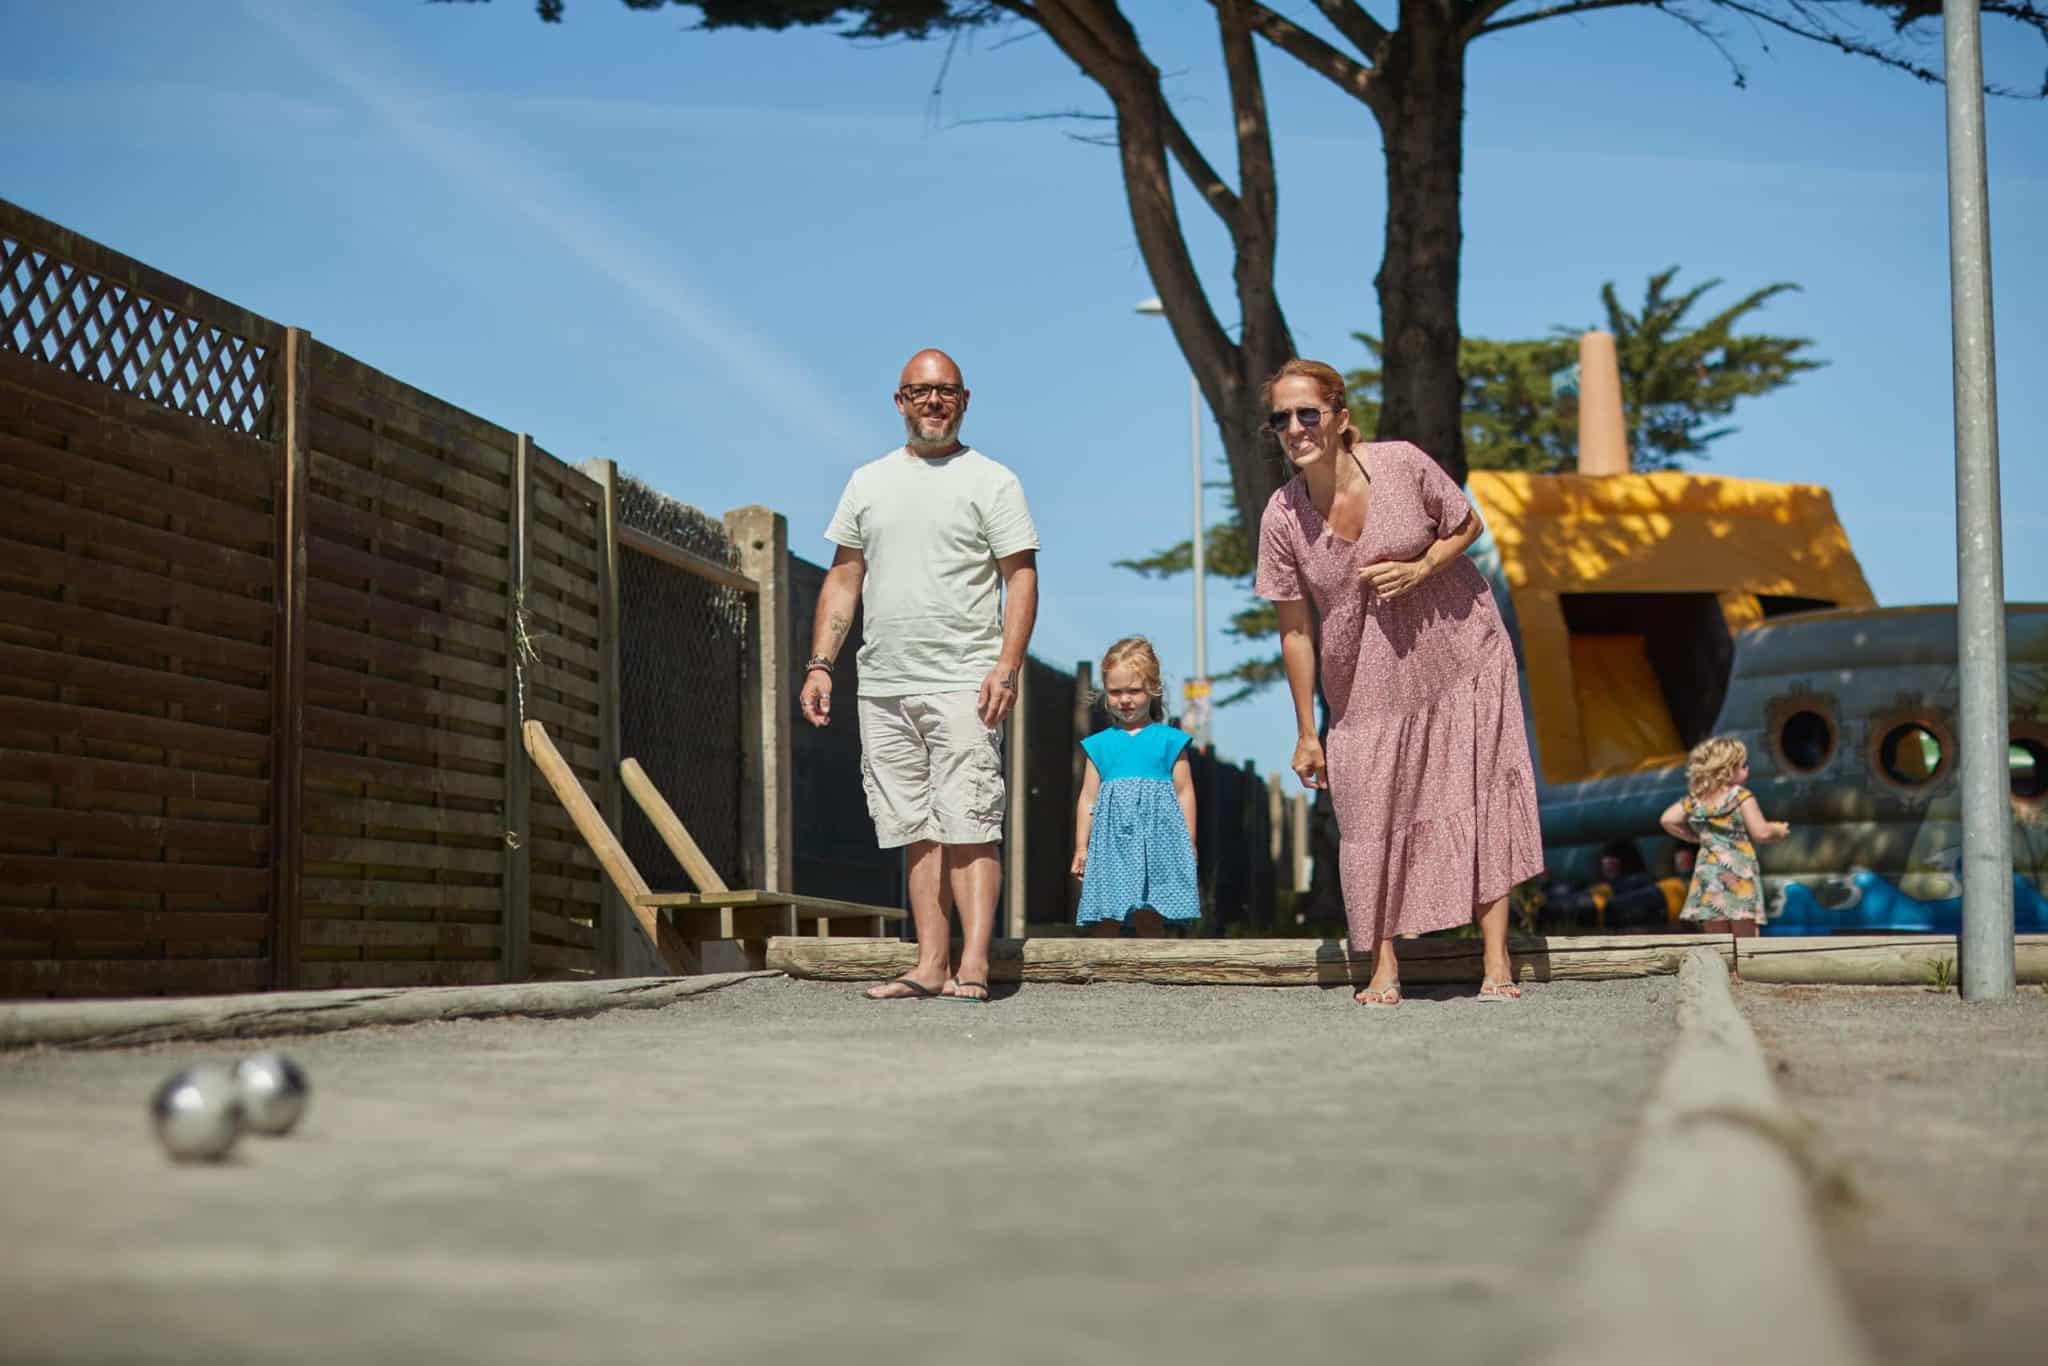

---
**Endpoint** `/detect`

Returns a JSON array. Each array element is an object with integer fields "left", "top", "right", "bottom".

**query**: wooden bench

[{"left": 522, "top": 720, "right": 903, "bottom": 972}]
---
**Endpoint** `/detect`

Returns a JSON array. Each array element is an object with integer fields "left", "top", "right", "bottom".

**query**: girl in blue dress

[{"left": 1072, "top": 637, "right": 1201, "bottom": 936}]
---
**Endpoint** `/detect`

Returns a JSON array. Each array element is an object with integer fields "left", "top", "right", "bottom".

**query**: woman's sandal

[
  {"left": 943, "top": 979, "right": 990, "bottom": 1005},
  {"left": 1476, "top": 977, "right": 1523, "bottom": 1003},
  {"left": 1354, "top": 981, "right": 1402, "bottom": 1008}
]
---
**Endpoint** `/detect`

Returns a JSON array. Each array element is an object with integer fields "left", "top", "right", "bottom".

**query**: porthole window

[
  {"left": 2013, "top": 737, "right": 2047, "bottom": 803},
  {"left": 1878, "top": 723, "right": 1946, "bottom": 787},
  {"left": 1777, "top": 709, "right": 1834, "bottom": 774}
]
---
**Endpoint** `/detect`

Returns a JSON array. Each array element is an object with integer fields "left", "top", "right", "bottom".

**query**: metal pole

[
  {"left": 1189, "top": 374, "right": 1208, "bottom": 744},
  {"left": 1944, "top": 0, "right": 2014, "bottom": 999}
]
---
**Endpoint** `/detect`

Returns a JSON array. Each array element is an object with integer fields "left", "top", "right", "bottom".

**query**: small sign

[{"left": 1183, "top": 679, "right": 1211, "bottom": 700}]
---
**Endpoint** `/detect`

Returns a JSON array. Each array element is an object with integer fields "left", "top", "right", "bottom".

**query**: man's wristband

[{"left": 805, "top": 655, "right": 835, "bottom": 676}]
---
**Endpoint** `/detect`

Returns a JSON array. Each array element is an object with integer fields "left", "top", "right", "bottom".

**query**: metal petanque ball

[
  {"left": 233, "top": 1051, "right": 310, "bottom": 1137},
  {"left": 150, "top": 1064, "right": 244, "bottom": 1162}
]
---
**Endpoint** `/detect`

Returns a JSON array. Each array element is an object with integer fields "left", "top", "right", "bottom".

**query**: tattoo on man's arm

[{"left": 826, "top": 612, "right": 850, "bottom": 649}]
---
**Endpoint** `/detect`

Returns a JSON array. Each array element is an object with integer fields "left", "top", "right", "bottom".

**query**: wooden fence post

[
  {"left": 268, "top": 327, "right": 310, "bottom": 991},
  {"left": 579, "top": 459, "right": 624, "bottom": 975},
  {"left": 1268, "top": 772, "right": 1284, "bottom": 868},
  {"left": 1070, "top": 660, "right": 1092, "bottom": 920},
  {"left": 723, "top": 506, "right": 794, "bottom": 896},
  {"left": 1004, "top": 659, "right": 1029, "bottom": 937},
  {"left": 1291, "top": 792, "right": 1310, "bottom": 892},
  {"left": 500, "top": 435, "right": 532, "bottom": 982}
]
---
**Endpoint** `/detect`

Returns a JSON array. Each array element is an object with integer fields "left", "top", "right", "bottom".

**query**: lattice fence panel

[
  {"left": 0, "top": 208, "right": 277, "bottom": 439},
  {"left": 616, "top": 476, "right": 748, "bottom": 891}
]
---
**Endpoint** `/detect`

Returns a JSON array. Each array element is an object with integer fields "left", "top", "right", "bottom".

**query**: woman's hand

[
  {"left": 1292, "top": 735, "right": 1328, "bottom": 790},
  {"left": 1358, "top": 557, "right": 1430, "bottom": 601},
  {"left": 1070, "top": 848, "right": 1087, "bottom": 877}
]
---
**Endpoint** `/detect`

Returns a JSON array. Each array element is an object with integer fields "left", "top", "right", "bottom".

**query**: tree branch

[
  {"left": 1475, "top": 0, "right": 1661, "bottom": 40},
  {"left": 1311, "top": 0, "right": 1393, "bottom": 56},
  {"left": 1707, "top": 0, "right": 1945, "bottom": 85},
  {"left": 1208, "top": 0, "right": 1388, "bottom": 113},
  {"left": 1159, "top": 105, "right": 1245, "bottom": 228},
  {"left": 1220, "top": 0, "right": 1278, "bottom": 248},
  {"left": 1659, "top": 2, "right": 1750, "bottom": 86},
  {"left": 1025, "top": 0, "right": 1243, "bottom": 382},
  {"left": 1480, "top": 0, "right": 2047, "bottom": 97}
]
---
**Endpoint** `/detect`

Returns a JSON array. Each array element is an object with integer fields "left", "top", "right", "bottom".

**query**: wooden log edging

[
  {"left": 1736, "top": 934, "right": 2048, "bottom": 985},
  {"left": 1538, "top": 948, "right": 1874, "bottom": 1366},
  {"left": 766, "top": 934, "right": 1730, "bottom": 985},
  {"left": 0, "top": 970, "right": 777, "bottom": 1052},
  {"left": 766, "top": 934, "right": 2048, "bottom": 987}
]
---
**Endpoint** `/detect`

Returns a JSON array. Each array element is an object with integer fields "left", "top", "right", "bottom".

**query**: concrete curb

[
  {"left": 0, "top": 971, "right": 780, "bottom": 1051},
  {"left": 1542, "top": 948, "right": 1873, "bottom": 1366}
]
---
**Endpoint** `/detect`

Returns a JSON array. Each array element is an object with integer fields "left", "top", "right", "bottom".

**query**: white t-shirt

[{"left": 825, "top": 447, "right": 1039, "bottom": 697}]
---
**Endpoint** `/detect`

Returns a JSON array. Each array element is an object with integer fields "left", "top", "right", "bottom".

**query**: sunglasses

[{"left": 1265, "top": 406, "right": 1331, "bottom": 433}]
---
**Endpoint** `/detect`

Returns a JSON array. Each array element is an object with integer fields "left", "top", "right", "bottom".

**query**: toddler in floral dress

[{"left": 1659, "top": 736, "right": 1790, "bottom": 937}]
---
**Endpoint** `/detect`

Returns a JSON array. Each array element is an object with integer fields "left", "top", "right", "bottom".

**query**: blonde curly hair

[
  {"left": 1097, "top": 635, "right": 1167, "bottom": 723},
  {"left": 1686, "top": 736, "right": 1749, "bottom": 798}
]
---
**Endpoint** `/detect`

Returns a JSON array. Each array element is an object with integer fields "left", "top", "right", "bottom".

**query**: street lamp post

[
  {"left": 1136, "top": 297, "right": 1209, "bottom": 748},
  {"left": 1944, "top": 0, "right": 2014, "bottom": 999}
]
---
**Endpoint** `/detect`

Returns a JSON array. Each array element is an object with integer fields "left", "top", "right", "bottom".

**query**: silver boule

[
  {"left": 233, "top": 1051, "right": 310, "bottom": 1136},
  {"left": 150, "top": 1064, "right": 243, "bottom": 1162}
]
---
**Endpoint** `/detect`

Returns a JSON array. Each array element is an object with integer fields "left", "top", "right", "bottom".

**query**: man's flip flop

[
  {"left": 943, "top": 979, "right": 990, "bottom": 1005},
  {"left": 865, "top": 976, "right": 938, "bottom": 1002}
]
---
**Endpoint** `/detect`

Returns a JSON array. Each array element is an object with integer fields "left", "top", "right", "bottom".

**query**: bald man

[{"left": 799, "top": 350, "right": 1040, "bottom": 1003}]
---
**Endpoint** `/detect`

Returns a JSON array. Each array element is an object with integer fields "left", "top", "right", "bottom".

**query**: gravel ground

[
  {"left": 1738, "top": 983, "right": 2048, "bottom": 1366},
  {"left": 0, "top": 976, "right": 1676, "bottom": 1366}
]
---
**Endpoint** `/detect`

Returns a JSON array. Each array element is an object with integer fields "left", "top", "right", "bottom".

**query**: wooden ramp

[
  {"left": 767, "top": 933, "right": 2048, "bottom": 987},
  {"left": 522, "top": 721, "right": 903, "bottom": 973}
]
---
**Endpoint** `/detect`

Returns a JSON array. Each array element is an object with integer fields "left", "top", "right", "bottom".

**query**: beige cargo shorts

[{"left": 856, "top": 691, "right": 1006, "bottom": 849}]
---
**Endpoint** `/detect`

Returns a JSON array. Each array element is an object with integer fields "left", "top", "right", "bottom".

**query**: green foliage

[
  {"left": 1348, "top": 335, "right": 1578, "bottom": 474},
  {"left": 1347, "top": 267, "right": 1821, "bottom": 474},
  {"left": 1598, "top": 269, "right": 1823, "bottom": 469},
  {"left": 1113, "top": 518, "right": 1253, "bottom": 581},
  {"left": 532, "top": 0, "right": 981, "bottom": 38}
]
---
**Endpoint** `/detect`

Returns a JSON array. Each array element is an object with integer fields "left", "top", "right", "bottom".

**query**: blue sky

[{"left": 4, "top": 0, "right": 2042, "bottom": 780}]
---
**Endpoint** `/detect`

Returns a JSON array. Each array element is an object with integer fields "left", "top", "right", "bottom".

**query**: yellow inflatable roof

[{"left": 1467, "top": 471, "right": 1876, "bottom": 784}]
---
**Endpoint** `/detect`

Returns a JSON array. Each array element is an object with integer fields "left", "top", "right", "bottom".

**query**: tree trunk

[{"left": 1373, "top": 2, "right": 1468, "bottom": 484}]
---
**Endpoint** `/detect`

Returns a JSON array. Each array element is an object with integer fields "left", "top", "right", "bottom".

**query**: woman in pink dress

[{"left": 1253, "top": 360, "right": 1544, "bottom": 1006}]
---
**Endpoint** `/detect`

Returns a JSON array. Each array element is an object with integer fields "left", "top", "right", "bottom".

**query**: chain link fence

[{"left": 615, "top": 475, "right": 749, "bottom": 889}]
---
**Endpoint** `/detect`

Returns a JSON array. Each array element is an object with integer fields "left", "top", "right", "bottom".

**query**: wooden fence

[
  {"left": 0, "top": 198, "right": 1306, "bottom": 997},
  {"left": 0, "top": 199, "right": 626, "bottom": 996}
]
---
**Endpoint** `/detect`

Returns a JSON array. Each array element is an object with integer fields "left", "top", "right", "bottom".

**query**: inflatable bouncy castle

[{"left": 1467, "top": 332, "right": 2046, "bottom": 933}]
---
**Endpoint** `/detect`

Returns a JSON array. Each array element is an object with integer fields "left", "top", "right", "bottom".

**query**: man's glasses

[
  {"left": 1265, "top": 406, "right": 1329, "bottom": 433},
  {"left": 899, "top": 383, "right": 966, "bottom": 405}
]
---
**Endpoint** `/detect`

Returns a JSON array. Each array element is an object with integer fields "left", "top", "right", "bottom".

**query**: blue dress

[{"left": 1076, "top": 723, "right": 1201, "bottom": 925}]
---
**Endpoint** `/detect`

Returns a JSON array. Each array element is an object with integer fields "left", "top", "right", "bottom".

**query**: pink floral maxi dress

[{"left": 1255, "top": 442, "right": 1545, "bottom": 951}]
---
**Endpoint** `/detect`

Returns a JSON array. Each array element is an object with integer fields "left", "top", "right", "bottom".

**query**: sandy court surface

[
  {"left": 1739, "top": 982, "right": 2048, "bottom": 1366},
  {"left": 0, "top": 976, "right": 1676, "bottom": 1366}
]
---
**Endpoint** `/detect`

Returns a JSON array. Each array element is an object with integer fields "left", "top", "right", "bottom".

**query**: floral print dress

[
  {"left": 1679, "top": 785, "right": 1764, "bottom": 922},
  {"left": 1253, "top": 442, "right": 1544, "bottom": 951}
]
